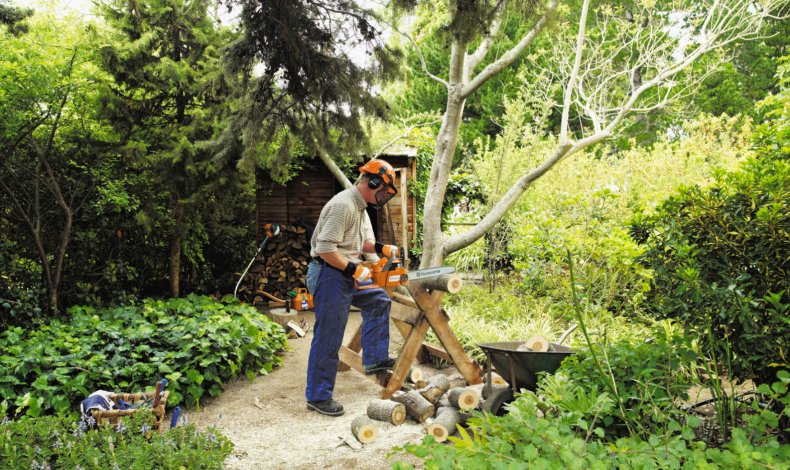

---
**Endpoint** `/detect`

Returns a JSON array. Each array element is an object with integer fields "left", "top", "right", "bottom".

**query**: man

[{"left": 304, "top": 159, "right": 400, "bottom": 416}]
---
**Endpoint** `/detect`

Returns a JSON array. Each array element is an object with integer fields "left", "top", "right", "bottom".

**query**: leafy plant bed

[
  {"left": 0, "top": 295, "right": 288, "bottom": 418},
  {"left": 0, "top": 410, "right": 233, "bottom": 469},
  {"left": 394, "top": 370, "right": 790, "bottom": 468}
]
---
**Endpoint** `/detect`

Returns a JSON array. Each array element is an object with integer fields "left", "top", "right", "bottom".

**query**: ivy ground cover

[{"left": 0, "top": 295, "right": 288, "bottom": 417}]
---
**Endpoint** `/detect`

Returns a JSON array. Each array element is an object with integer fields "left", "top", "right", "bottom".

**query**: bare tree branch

[
  {"left": 464, "top": 3, "right": 506, "bottom": 79},
  {"left": 440, "top": 0, "right": 787, "bottom": 257},
  {"left": 560, "top": 0, "right": 591, "bottom": 143},
  {"left": 461, "top": 0, "right": 558, "bottom": 99},
  {"left": 391, "top": 25, "right": 449, "bottom": 90}
]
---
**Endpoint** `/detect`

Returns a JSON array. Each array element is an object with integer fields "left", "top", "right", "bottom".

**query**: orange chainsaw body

[{"left": 357, "top": 251, "right": 409, "bottom": 290}]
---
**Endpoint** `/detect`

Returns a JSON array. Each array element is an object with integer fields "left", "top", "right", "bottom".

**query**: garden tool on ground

[{"left": 234, "top": 223, "right": 281, "bottom": 298}]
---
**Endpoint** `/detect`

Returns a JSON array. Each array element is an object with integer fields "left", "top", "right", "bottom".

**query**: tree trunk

[
  {"left": 169, "top": 203, "right": 185, "bottom": 298},
  {"left": 421, "top": 39, "right": 468, "bottom": 269}
]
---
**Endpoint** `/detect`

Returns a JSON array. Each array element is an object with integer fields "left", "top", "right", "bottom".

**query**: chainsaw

[{"left": 355, "top": 247, "right": 455, "bottom": 290}]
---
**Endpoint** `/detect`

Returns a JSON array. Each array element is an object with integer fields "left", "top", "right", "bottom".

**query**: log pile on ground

[
  {"left": 235, "top": 225, "right": 311, "bottom": 303},
  {"left": 367, "top": 372, "right": 483, "bottom": 443}
]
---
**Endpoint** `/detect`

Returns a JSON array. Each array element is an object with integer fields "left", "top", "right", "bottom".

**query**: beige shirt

[{"left": 310, "top": 186, "right": 375, "bottom": 264}]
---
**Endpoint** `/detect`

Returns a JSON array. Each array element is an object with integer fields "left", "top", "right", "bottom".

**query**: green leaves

[
  {"left": 0, "top": 411, "right": 233, "bottom": 468},
  {"left": 634, "top": 131, "right": 790, "bottom": 384},
  {"left": 0, "top": 295, "right": 287, "bottom": 417}
]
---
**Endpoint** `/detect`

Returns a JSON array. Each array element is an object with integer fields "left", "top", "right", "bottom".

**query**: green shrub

[
  {"left": 458, "top": 111, "right": 751, "bottom": 313},
  {"left": 0, "top": 410, "right": 233, "bottom": 469},
  {"left": 394, "top": 372, "right": 790, "bottom": 469},
  {"left": 631, "top": 60, "right": 789, "bottom": 385},
  {"left": 0, "top": 294, "right": 288, "bottom": 417},
  {"left": 558, "top": 324, "right": 699, "bottom": 438},
  {"left": 630, "top": 149, "right": 789, "bottom": 384}
]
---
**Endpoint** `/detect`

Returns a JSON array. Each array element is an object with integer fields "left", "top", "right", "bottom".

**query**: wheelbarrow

[{"left": 478, "top": 327, "right": 577, "bottom": 415}]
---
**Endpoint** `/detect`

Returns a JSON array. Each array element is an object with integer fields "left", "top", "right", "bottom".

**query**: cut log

[
  {"left": 524, "top": 335, "right": 555, "bottom": 352},
  {"left": 351, "top": 415, "right": 377, "bottom": 444},
  {"left": 446, "top": 373, "right": 466, "bottom": 389},
  {"left": 483, "top": 372, "right": 508, "bottom": 387},
  {"left": 418, "top": 273, "right": 463, "bottom": 294},
  {"left": 391, "top": 390, "right": 435, "bottom": 423},
  {"left": 407, "top": 366, "right": 424, "bottom": 383},
  {"left": 447, "top": 387, "right": 480, "bottom": 411},
  {"left": 424, "top": 407, "right": 464, "bottom": 443},
  {"left": 268, "top": 307, "right": 298, "bottom": 327},
  {"left": 418, "top": 374, "right": 451, "bottom": 403},
  {"left": 367, "top": 399, "right": 406, "bottom": 425}
]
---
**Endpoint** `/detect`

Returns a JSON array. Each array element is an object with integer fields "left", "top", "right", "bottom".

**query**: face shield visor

[{"left": 372, "top": 185, "right": 397, "bottom": 209}]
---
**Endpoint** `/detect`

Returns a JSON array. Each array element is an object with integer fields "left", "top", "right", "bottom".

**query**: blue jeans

[{"left": 305, "top": 260, "right": 391, "bottom": 402}]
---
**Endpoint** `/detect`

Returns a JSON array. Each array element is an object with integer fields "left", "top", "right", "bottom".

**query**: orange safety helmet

[{"left": 359, "top": 159, "right": 398, "bottom": 207}]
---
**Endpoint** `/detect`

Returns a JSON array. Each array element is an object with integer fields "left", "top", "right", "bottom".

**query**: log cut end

[
  {"left": 351, "top": 415, "right": 377, "bottom": 444},
  {"left": 447, "top": 387, "right": 480, "bottom": 411},
  {"left": 525, "top": 335, "right": 551, "bottom": 352},
  {"left": 408, "top": 366, "right": 424, "bottom": 383},
  {"left": 424, "top": 407, "right": 463, "bottom": 443}
]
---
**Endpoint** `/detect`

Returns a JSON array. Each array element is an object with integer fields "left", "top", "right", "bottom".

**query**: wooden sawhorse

[{"left": 337, "top": 283, "right": 483, "bottom": 398}]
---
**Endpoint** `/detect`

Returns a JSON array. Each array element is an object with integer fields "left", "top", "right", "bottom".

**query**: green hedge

[
  {"left": 630, "top": 149, "right": 789, "bottom": 384},
  {"left": 0, "top": 410, "right": 233, "bottom": 469},
  {"left": 0, "top": 295, "right": 288, "bottom": 417}
]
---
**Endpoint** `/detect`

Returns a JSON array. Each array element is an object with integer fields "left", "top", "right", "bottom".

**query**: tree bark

[
  {"left": 424, "top": 406, "right": 465, "bottom": 443},
  {"left": 169, "top": 203, "right": 185, "bottom": 298},
  {"left": 367, "top": 399, "right": 406, "bottom": 425},
  {"left": 418, "top": 373, "right": 451, "bottom": 403},
  {"left": 391, "top": 390, "right": 435, "bottom": 423}
]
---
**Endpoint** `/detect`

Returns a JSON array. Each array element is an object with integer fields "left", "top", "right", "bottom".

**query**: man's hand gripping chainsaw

[{"left": 355, "top": 246, "right": 455, "bottom": 290}]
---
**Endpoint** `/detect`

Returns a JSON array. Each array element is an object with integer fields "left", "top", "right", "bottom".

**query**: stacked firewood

[{"left": 235, "top": 225, "right": 311, "bottom": 303}]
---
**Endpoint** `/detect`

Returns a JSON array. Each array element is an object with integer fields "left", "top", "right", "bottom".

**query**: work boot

[
  {"left": 364, "top": 357, "right": 396, "bottom": 375},
  {"left": 306, "top": 399, "right": 344, "bottom": 416}
]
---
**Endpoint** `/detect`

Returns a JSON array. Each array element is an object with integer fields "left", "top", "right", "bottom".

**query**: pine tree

[{"left": 94, "top": 0, "right": 240, "bottom": 297}]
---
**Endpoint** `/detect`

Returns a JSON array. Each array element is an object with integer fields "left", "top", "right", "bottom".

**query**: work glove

[
  {"left": 375, "top": 242, "right": 399, "bottom": 259},
  {"left": 344, "top": 262, "right": 372, "bottom": 283},
  {"left": 353, "top": 264, "right": 372, "bottom": 283}
]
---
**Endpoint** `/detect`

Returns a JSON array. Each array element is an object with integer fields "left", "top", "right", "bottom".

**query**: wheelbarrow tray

[{"left": 478, "top": 341, "right": 575, "bottom": 392}]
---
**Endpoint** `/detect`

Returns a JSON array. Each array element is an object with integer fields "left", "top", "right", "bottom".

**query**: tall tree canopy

[
  {"left": 0, "top": 0, "right": 32, "bottom": 34},
  {"left": 216, "top": 0, "right": 402, "bottom": 176},
  {"left": 93, "top": 0, "right": 244, "bottom": 297}
]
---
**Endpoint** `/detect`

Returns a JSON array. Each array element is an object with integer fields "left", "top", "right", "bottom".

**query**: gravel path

[{"left": 189, "top": 310, "right": 427, "bottom": 469}]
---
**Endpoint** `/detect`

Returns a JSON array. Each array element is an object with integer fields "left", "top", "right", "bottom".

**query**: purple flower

[{"left": 115, "top": 421, "right": 127, "bottom": 434}]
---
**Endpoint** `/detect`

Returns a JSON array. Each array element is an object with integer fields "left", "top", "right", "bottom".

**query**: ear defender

[
  {"left": 359, "top": 159, "right": 398, "bottom": 209},
  {"left": 368, "top": 175, "right": 383, "bottom": 189}
]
